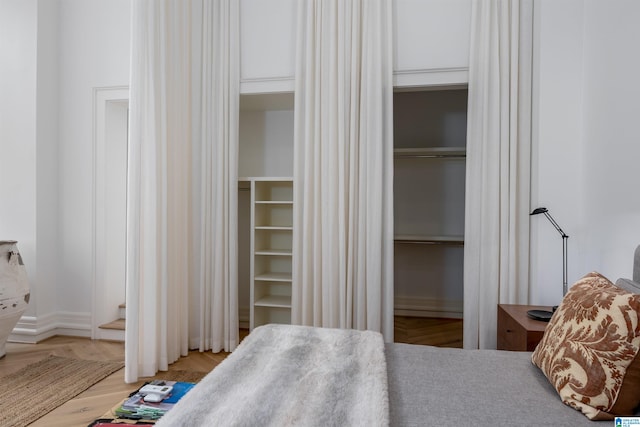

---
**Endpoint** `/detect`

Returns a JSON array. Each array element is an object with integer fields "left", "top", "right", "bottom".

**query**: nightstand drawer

[
  {"left": 497, "top": 309, "right": 527, "bottom": 350},
  {"left": 497, "top": 304, "right": 550, "bottom": 351}
]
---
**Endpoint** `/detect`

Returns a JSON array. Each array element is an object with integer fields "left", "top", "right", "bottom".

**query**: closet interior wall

[{"left": 393, "top": 88, "right": 468, "bottom": 319}]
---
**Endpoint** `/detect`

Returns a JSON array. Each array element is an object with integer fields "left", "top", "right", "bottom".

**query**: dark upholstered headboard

[
  {"left": 615, "top": 245, "right": 640, "bottom": 293},
  {"left": 634, "top": 244, "right": 640, "bottom": 283}
]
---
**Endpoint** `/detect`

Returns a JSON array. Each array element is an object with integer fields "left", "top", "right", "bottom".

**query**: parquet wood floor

[
  {"left": 0, "top": 317, "right": 462, "bottom": 427},
  {"left": 394, "top": 316, "right": 463, "bottom": 348}
]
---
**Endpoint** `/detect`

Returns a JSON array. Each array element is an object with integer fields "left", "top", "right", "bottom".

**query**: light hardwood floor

[{"left": 0, "top": 317, "right": 462, "bottom": 427}]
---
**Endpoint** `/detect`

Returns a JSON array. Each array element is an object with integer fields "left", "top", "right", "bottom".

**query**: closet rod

[
  {"left": 394, "top": 240, "right": 464, "bottom": 246},
  {"left": 394, "top": 154, "right": 467, "bottom": 159}
]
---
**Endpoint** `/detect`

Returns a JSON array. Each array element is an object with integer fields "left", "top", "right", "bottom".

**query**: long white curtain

[
  {"left": 126, "top": 0, "right": 239, "bottom": 383},
  {"left": 292, "top": 0, "right": 394, "bottom": 342},
  {"left": 195, "top": 0, "right": 240, "bottom": 354},
  {"left": 463, "top": 0, "right": 533, "bottom": 349}
]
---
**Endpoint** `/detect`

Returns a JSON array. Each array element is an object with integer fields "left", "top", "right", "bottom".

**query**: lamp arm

[
  {"left": 543, "top": 211, "right": 569, "bottom": 238},
  {"left": 562, "top": 234, "right": 568, "bottom": 295},
  {"left": 531, "top": 207, "right": 570, "bottom": 297}
]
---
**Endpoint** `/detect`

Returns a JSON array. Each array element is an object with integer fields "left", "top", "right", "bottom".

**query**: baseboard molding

[
  {"left": 9, "top": 311, "right": 92, "bottom": 343},
  {"left": 394, "top": 297, "right": 463, "bottom": 319}
]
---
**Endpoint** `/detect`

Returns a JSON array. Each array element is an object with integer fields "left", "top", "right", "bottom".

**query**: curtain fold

[
  {"left": 126, "top": 0, "right": 239, "bottom": 383},
  {"left": 292, "top": 0, "right": 394, "bottom": 342},
  {"left": 463, "top": 0, "right": 534, "bottom": 349}
]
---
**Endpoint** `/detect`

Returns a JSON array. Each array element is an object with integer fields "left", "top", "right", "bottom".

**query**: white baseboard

[
  {"left": 394, "top": 297, "right": 463, "bottom": 319},
  {"left": 9, "top": 311, "right": 92, "bottom": 343}
]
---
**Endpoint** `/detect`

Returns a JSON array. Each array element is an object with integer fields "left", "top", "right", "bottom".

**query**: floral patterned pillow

[{"left": 531, "top": 272, "right": 640, "bottom": 420}]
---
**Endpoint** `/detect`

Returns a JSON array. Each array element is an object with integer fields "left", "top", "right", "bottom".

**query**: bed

[{"left": 156, "top": 246, "right": 640, "bottom": 426}]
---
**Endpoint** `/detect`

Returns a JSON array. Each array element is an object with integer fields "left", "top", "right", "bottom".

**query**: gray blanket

[{"left": 156, "top": 324, "right": 389, "bottom": 426}]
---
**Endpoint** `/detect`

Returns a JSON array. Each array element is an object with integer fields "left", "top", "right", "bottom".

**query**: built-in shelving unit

[{"left": 249, "top": 178, "right": 294, "bottom": 329}]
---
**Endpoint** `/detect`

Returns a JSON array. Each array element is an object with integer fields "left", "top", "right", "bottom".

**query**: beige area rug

[{"left": 0, "top": 355, "right": 124, "bottom": 427}]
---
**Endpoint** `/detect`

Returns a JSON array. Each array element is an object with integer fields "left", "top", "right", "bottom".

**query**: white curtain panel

[
  {"left": 464, "top": 0, "right": 534, "bottom": 349},
  {"left": 292, "top": 0, "right": 395, "bottom": 342},
  {"left": 195, "top": 0, "right": 240, "bottom": 354},
  {"left": 126, "top": 0, "right": 239, "bottom": 383}
]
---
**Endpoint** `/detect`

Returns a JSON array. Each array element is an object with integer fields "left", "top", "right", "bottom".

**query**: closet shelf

[
  {"left": 394, "top": 234, "right": 464, "bottom": 245},
  {"left": 255, "top": 200, "right": 293, "bottom": 205},
  {"left": 394, "top": 147, "right": 466, "bottom": 159},
  {"left": 254, "top": 295, "right": 291, "bottom": 308},
  {"left": 255, "top": 249, "right": 293, "bottom": 256},
  {"left": 255, "top": 272, "right": 293, "bottom": 282}
]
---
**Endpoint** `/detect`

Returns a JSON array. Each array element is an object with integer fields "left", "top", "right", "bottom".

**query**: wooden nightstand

[{"left": 497, "top": 304, "right": 552, "bottom": 351}]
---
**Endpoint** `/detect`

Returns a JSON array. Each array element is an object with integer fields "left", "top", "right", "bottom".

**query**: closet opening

[
  {"left": 238, "top": 92, "right": 295, "bottom": 330},
  {"left": 392, "top": 87, "right": 468, "bottom": 347},
  {"left": 92, "top": 87, "right": 129, "bottom": 341}
]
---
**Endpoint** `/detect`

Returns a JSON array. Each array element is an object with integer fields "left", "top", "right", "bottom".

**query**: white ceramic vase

[{"left": 0, "top": 240, "right": 30, "bottom": 358}]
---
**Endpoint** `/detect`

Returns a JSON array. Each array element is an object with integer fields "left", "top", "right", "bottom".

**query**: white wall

[
  {"left": 238, "top": 109, "right": 295, "bottom": 178},
  {"left": 580, "top": 0, "right": 640, "bottom": 278},
  {"left": 1, "top": 0, "right": 63, "bottom": 338},
  {"left": 1, "top": 0, "right": 130, "bottom": 341},
  {"left": 0, "top": 0, "right": 58, "bottom": 327},
  {"left": 394, "top": 0, "right": 471, "bottom": 73},
  {"left": 56, "top": 0, "right": 130, "bottom": 315},
  {"left": 531, "top": 0, "right": 640, "bottom": 305},
  {"left": 240, "top": 0, "right": 297, "bottom": 93},
  {"left": 0, "top": 0, "right": 42, "bottom": 318},
  {"left": 35, "top": 0, "right": 61, "bottom": 320},
  {"left": 238, "top": 0, "right": 472, "bottom": 92}
]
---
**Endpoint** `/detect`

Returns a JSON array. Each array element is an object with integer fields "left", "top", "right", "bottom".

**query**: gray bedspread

[
  {"left": 386, "top": 343, "right": 599, "bottom": 426},
  {"left": 154, "top": 334, "right": 637, "bottom": 426}
]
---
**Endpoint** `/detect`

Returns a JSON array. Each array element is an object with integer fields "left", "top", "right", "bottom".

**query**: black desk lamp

[{"left": 528, "top": 207, "right": 569, "bottom": 322}]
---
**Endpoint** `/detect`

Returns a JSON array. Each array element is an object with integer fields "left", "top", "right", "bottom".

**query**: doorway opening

[{"left": 92, "top": 86, "right": 129, "bottom": 340}]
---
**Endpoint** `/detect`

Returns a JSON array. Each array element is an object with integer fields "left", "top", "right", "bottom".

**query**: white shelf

[
  {"left": 247, "top": 176, "right": 293, "bottom": 182},
  {"left": 394, "top": 147, "right": 466, "bottom": 158},
  {"left": 254, "top": 295, "right": 291, "bottom": 308},
  {"left": 255, "top": 272, "right": 292, "bottom": 282},
  {"left": 255, "top": 201, "right": 293, "bottom": 205},
  {"left": 255, "top": 249, "right": 293, "bottom": 256},
  {"left": 394, "top": 234, "right": 464, "bottom": 245}
]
